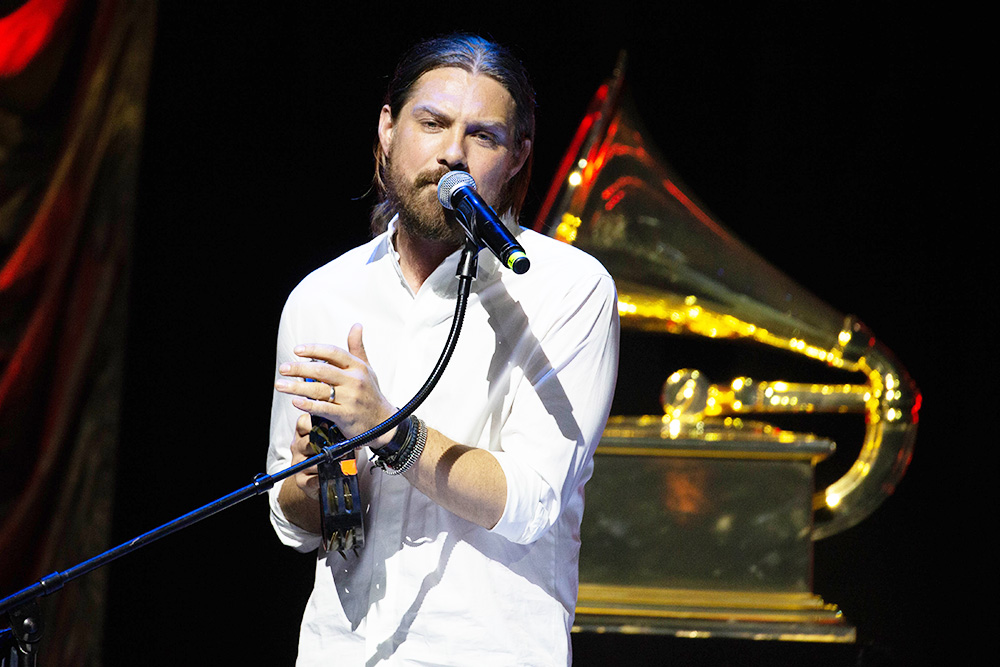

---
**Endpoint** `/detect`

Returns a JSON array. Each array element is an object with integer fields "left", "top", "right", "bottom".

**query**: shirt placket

[{"left": 364, "top": 269, "right": 456, "bottom": 661}]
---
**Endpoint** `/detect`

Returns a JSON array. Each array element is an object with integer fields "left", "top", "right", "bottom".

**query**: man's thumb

[{"left": 348, "top": 323, "right": 367, "bottom": 363}]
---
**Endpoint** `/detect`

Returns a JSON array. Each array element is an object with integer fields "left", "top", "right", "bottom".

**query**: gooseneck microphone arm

[{"left": 1, "top": 242, "right": 481, "bottom": 663}]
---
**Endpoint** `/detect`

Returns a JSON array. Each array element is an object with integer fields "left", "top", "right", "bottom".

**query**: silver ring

[{"left": 326, "top": 384, "right": 336, "bottom": 403}]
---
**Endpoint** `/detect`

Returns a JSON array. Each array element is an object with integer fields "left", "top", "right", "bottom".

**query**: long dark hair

[{"left": 370, "top": 33, "right": 536, "bottom": 235}]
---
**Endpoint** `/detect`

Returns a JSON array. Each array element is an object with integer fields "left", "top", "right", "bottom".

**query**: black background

[{"left": 102, "top": 3, "right": 980, "bottom": 665}]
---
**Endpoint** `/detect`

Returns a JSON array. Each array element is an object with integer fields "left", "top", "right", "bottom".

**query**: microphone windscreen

[{"left": 437, "top": 171, "right": 476, "bottom": 210}]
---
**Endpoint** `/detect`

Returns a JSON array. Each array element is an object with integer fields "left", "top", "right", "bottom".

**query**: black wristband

[
  {"left": 371, "top": 415, "right": 411, "bottom": 459},
  {"left": 371, "top": 415, "right": 425, "bottom": 475}
]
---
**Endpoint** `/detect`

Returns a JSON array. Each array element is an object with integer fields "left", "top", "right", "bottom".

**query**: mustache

[{"left": 414, "top": 168, "right": 451, "bottom": 189}]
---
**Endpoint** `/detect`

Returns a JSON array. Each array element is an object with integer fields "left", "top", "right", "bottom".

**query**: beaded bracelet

[{"left": 371, "top": 415, "right": 426, "bottom": 475}]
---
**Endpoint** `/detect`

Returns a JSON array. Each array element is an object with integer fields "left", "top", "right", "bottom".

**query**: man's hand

[
  {"left": 278, "top": 413, "right": 322, "bottom": 533},
  {"left": 275, "top": 322, "right": 507, "bottom": 532},
  {"left": 274, "top": 323, "right": 399, "bottom": 449},
  {"left": 289, "top": 413, "right": 319, "bottom": 499}
]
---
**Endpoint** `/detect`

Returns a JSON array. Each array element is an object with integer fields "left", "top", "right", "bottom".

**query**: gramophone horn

[{"left": 536, "top": 57, "right": 920, "bottom": 539}]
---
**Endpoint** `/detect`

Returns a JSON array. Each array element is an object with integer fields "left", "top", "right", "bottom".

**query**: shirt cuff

[{"left": 488, "top": 450, "right": 558, "bottom": 545}]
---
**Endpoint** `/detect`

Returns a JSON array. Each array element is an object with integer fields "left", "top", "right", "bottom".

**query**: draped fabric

[{"left": 0, "top": 0, "right": 155, "bottom": 663}]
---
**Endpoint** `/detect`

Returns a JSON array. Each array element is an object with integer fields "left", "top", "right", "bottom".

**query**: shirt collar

[{"left": 379, "top": 215, "right": 508, "bottom": 297}]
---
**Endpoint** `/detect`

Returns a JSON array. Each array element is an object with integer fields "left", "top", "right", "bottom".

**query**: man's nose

[{"left": 437, "top": 129, "right": 468, "bottom": 171}]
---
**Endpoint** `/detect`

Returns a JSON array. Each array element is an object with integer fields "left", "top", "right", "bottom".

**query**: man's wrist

[
  {"left": 371, "top": 415, "right": 426, "bottom": 475},
  {"left": 371, "top": 415, "right": 410, "bottom": 456},
  {"left": 278, "top": 477, "right": 322, "bottom": 534}
]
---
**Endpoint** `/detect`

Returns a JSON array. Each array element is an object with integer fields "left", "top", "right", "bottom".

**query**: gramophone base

[
  {"left": 576, "top": 417, "right": 851, "bottom": 643},
  {"left": 573, "top": 584, "right": 855, "bottom": 643}
]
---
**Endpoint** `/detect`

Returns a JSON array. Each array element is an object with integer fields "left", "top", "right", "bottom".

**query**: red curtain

[{"left": 0, "top": 0, "right": 156, "bottom": 663}]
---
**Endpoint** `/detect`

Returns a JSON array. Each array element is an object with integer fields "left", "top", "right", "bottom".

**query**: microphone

[{"left": 437, "top": 170, "right": 530, "bottom": 274}]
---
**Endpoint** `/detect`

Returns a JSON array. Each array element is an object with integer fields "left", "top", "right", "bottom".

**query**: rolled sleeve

[
  {"left": 489, "top": 450, "right": 557, "bottom": 544},
  {"left": 265, "top": 390, "right": 323, "bottom": 553},
  {"left": 487, "top": 273, "right": 620, "bottom": 545},
  {"left": 264, "top": 291, "right": 323, "bottom": 553}
]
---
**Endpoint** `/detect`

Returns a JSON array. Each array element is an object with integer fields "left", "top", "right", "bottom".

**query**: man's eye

[{"left": 474, "top": 132, "right": 499, "bottom": 146}]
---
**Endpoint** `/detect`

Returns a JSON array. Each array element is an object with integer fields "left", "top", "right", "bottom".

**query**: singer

[{"left": 266, "top": 33, "right": 619, "bottom": 666}]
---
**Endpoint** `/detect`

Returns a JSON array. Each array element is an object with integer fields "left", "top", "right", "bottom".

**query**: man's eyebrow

[
  {"left": 411, "top": 103, "right": 510, "bottom": 136},
  {"left": 411, "top": 104, "right": 450, "bottom": 121},
  {"left": 469, "top": 119, "right": 509, "bottom": 136}
]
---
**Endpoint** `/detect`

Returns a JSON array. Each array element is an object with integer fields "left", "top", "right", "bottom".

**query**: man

[{"left": 266, "top": 34, "right": 619, "bottom": 665}]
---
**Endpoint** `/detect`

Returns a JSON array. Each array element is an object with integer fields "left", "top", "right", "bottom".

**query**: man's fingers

[
  {"left": 295, "top": 413, "right": 312, "bottom": 437},
  {"left": 292, "top": 343, "right": 354, "bottom": 368},
  {"left": 347, "top": 323, "right": 368, "bottom": 364},
  {"left": 278, "top": 359, "right": 336, "bottom": 382},
  {"left": 275, "top": 378, "right": 339, "bottom": 409}
]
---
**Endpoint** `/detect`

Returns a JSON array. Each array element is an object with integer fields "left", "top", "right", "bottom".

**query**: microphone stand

[{"left": 1, "top": 241, "right": 480, "bottom": 665}]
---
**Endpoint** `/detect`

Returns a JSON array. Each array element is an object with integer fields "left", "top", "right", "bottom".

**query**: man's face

[{"left": 378, "top": 67, "right": 530, "bottom": 243}]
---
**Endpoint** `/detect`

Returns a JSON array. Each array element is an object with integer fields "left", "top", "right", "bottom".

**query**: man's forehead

[{"left": 404, "top": 67, "right": 516, "bottom": 122}]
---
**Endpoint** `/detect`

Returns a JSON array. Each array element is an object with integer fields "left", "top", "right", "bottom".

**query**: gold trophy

[{"left": 536, "top": 56, "right": 920, "bottom": 642}]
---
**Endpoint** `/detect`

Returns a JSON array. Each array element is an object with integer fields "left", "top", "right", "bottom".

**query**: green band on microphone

[{"left": 507, "top": 251, "right": 529, "bottom": 274}]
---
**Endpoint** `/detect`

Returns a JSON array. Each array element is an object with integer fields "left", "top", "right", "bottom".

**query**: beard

[{"left": 384, "top": 157, "right": 465, "bottom": 245}]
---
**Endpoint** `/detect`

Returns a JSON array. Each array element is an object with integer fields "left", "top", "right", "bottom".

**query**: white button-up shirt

[{"left": 267, "top": 223, "right": 619, "bottom": 666}]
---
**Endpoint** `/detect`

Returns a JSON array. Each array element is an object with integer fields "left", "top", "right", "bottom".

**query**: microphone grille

[{"left": 437, "top": 171, "right": 476, "bottom": 210}]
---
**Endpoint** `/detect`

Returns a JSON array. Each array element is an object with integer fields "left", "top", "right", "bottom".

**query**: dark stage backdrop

[
  {"left": 6, "top": 2, "right": 970, "bottom": 666},
  {"left": 1, "top": 1, "right": 156, "bottom": 664}
]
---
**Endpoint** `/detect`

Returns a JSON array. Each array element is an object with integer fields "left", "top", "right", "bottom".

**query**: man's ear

[
  {"left": 508, "top": 138, "right": 532, "bottom": 180},
  {"left": 377, "top": 104, "right": 394, "bottom": 156}
]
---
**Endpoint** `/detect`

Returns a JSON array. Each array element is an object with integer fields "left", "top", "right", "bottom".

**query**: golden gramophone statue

[{"left": 535, "top": 58, "right": 921, "bottom": 642}]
